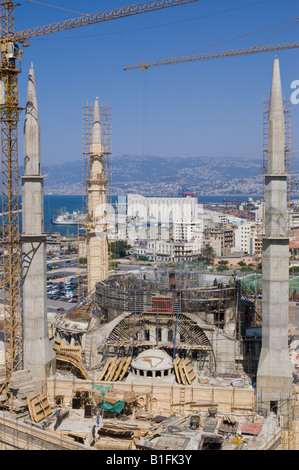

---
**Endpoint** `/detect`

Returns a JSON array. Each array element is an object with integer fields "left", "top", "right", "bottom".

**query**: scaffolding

[
  {"left": 82, "top": 99, "right": 112, "bottom": 293},
  {"left": 96, "top": 271, "right": 236, "bottom": 319},
  {"left": 100, "top": 102, "right": 112, "bottom": 194},
  {"left": 82, "top": 101, "right": 92, "bottom": 213},
  {"left": 93, "top": 271, "right": 239, "bottom": 375},
  {"left": 0, "top": 2, "right": 22, "bottom": 398}
]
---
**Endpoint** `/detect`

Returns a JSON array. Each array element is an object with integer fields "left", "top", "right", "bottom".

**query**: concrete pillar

[
  {"left": 256, "top": 58, "right": 293, "bottom": 410},
  {"left": 21, "top": 65, "right": 55, "bottom": 388}
]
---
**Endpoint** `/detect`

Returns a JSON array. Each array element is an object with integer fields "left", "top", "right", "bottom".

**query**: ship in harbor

[{"left": 51, "top": 210, "right": 85, "bottom": 226}]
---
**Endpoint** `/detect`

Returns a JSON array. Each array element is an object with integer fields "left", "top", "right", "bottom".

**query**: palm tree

[{"left": 201, "top": 244, "right": 216, "bottom": 265}]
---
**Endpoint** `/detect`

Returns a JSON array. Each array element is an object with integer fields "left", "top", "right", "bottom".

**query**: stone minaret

[
  {"left": 21, "top": 65, "right": 55, "bottom": 387},
  {"left": 256, "top": 58, "right": 293, "bottom": 410},
  {"left": 86, "top": 98, "right": 108, "bottom": 291}
]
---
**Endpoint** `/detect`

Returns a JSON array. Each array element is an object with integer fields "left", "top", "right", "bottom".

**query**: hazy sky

[{"left": 16, "top": 0, "right": 299, "bottom": 169}]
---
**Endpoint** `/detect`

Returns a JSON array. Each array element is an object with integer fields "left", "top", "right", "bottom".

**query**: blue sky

[{"left": 16, "top": 0, "right": 299, "bottom": 169}]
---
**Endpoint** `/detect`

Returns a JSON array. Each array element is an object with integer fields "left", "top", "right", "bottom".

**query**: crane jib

[{"left": 13, "top": 0, "right": 201, "bottom": 42}]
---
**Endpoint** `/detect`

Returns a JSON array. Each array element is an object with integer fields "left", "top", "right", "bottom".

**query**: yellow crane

[
  {"left": 0, "top": 0, "right": 201, "bottom": 400},
  {"left": 123, "top": 40, "right": 299, "bottom": 70}
]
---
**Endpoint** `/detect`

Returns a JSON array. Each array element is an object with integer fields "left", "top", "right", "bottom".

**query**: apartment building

[{"left": 234, "top": 222, "right": 257, "bottom": 255}]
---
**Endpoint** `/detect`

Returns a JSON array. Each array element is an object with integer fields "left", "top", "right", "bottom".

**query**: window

[{"left": 270, "top": 401, "right": 278, "bottom": 414}]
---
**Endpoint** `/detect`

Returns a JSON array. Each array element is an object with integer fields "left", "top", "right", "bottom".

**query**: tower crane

[
  {"left": 0, "top": 0, "right": 201, "bottom": 399},
  {"left": 123, "top": 40, "right": 299, "bottom": 70}
]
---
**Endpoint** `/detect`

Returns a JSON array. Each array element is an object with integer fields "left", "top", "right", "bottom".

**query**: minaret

[
  {"left": 21, "top": 65, "right": 55, "bottom": 387},
  {"left": 256, "top": 58, "right": 293, "bottom": 409},
  {"left": 86, "top": 98, "right": 108, "bottom": 291}
]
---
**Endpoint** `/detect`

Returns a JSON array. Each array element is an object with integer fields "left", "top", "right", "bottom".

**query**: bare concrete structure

[
  {"left": 86, "top": 98, "right": 108, "bottom": 292},
  {"left": 256, "top": 58, "right": 293, "bottom": 408},
  {"left": 21, "top": 65, "right": 55, "bottom": 387},
  {"left": 77, "top": 271, "right": 239, "bottom": 377}
]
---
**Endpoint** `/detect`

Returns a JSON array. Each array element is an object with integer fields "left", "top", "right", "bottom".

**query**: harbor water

[{"left": 1, "top": 194, "right": 264, "bottom": 237}]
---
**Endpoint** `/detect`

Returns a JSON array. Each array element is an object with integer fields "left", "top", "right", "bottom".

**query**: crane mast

[
  {"left": 0, "top": 0, "right": 22, "bottom": 395},
  {"left": 0, "top": 0, "right": 202, "bottom": 400}
]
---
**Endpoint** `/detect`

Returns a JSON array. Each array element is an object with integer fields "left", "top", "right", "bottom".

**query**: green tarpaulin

[
  {"left": 92, "top": 383, "right": 125, "bottom": 413},
  {"left": 102, "top": 400, "right": 125, "bottom": 414},
  {"left": 91, "top": 383, "right": 111, "bottom": 397}
]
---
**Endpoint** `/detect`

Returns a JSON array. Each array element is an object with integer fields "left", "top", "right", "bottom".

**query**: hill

[{"left": 41, "top": 154, "right": 299, "bottom": 196}]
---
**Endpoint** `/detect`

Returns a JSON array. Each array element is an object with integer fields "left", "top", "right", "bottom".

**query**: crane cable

[
  {"left": 176, "top": 16, "right": 299, "bottom": 59},
  {"left": 26, "top": 0, "right": 87, "bottom": 15}
]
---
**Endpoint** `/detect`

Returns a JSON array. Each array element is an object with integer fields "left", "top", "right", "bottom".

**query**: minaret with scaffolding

[{"left": 84, "top": 98, "right": 111, "bottom": 292}]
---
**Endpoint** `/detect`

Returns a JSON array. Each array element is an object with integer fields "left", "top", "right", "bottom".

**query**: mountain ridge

[{"left": 41, "top": 154, "right": 299, "bottom": 196}]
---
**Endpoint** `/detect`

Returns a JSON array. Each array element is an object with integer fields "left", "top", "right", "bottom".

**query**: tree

[
  {"left": 201, "top": 244, "right": 216, "bottom": 264},
  {"left": 109, "top": 240, "right": 130, "bottom": 259},
  {"left": 216, "top": 264, "right": 229, "bottom": 272},
  {"left": 237, "top": 261, "right": 246, "bottom": 267}
]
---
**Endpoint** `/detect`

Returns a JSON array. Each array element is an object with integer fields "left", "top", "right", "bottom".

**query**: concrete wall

[
  {"left": 85, "top": 309, "right": 239, "bottom": 376},
  {"left": 46, "top": 376, "right": 256, "bottom": 415}
]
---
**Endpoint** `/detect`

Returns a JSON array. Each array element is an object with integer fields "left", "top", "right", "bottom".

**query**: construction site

[{"left": 0, "top": 0, "right": 299, "bottom": 452}]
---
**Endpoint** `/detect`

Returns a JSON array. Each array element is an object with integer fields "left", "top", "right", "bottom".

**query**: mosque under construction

[{"left": 0, "top": 56, "right": 298, "bottom": 451}]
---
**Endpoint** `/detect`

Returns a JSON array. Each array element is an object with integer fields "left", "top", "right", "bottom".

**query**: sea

[
  {"left": 43, "top": 193, "right": 261, "bottom": 236},
  {"left": 1, "top": 192, "right": 291, "bottom": 237}
]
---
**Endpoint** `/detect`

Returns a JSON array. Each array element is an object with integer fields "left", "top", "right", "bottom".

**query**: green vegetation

[
  {"left": 109, "top": 241, "right": 131, "bottom": 259},
  {"left": 216, "top": 264, "right": 229, "bottom": 272},
  {"left": 65, "top": 244, "right": 77, "bottom": 254},
  {"left": 201, "top": 244, "right": 216, "bottom": 264},
  {"left": 290, "top": 266, "right": 299, "bottom": 274}
]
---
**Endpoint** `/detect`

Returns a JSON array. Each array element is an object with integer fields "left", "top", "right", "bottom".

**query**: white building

[
  {"left": 173, "top": 218, "right": 203, "bottom": 243},
  {"left": 127, "top": 194, "right": 197, "bottom": 223},
  {"left": 112, "top": 194, "right": 202, "bottom": 244},
  {"left": 110, "top": 195, "right": 204, "bottom": 262},
  {"left": 146, "top": 240, "right": 202, "bottom": 262},
  {"left": 234, "top": 222, "right": 257, "bottom": 255}
]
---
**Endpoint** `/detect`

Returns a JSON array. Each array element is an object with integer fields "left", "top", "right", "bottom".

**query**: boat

[{"left": 51, "top": 211, "right": 84, "bottom": 226}]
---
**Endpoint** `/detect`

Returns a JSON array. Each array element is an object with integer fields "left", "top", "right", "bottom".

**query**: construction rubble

[{"left": 0, "top": 369, "right": 294, "bottom": 451}]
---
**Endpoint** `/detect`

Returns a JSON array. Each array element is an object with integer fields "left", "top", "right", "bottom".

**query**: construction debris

[
  {"left": 27, "top": 393, "right": 52, "bottom": 423},
  {"left": 7, "top": 370, "right": 38, "bottom": 412},
  {"left": 53, "top": 339, "right": 89, "bottom": 379},
  {"left": 174, "top": 357, "right": 196, "bottom": 385},
  {"left": 97, "top": 357, "right": 131, "bottom": 382}
]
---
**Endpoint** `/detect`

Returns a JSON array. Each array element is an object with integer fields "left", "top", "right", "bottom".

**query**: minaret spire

[
  {"left": 24, "top": 64, "right": 40, "bottom": 177},
  {"left": 21, "top": 65, "right": 55, "bottom": 387},
  {"left": 256, "top": 57, "right": 293, "bottom": 411},
  {"left": 91, "top": 97, "right": 102, "bottom": 149},
  {"left": 267, "top": 57, "right": 285, "bottom": 175},
  {"left": 86, "top": 98, "right": 108, "bottom": 291}
]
